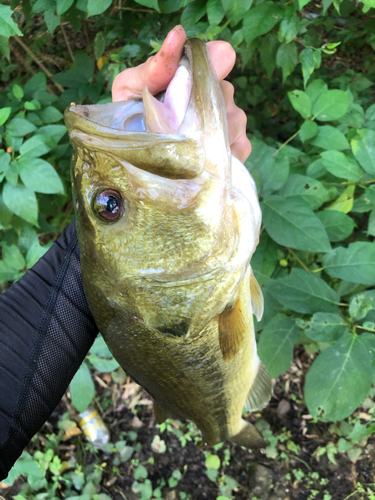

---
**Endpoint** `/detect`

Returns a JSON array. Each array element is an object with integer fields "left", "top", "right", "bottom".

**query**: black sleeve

[{"left": 0, "top": 220, "right": 99, "bottom": 480}]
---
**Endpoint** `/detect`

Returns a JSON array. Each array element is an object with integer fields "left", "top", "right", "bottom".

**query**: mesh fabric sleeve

[{"left": 0, "top": 220, "right": 99, "bottom": 479}]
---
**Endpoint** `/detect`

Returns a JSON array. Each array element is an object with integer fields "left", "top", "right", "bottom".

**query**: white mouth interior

[{"left": 119, "top": 64, "right": 193, "bottom": 134}]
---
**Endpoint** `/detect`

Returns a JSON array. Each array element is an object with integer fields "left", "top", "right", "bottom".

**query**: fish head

[{"left": 64, "top": 39, "right": 261, "bottom": 335}]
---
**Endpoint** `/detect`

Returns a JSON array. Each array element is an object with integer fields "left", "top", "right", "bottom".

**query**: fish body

[{"left": 65, "top": 39, "right": 272, "bottom": 448}]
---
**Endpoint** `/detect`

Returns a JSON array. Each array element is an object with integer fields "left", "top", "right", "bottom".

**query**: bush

[{"left": 1, "top": 0, "right": 374, "bottom": 423}]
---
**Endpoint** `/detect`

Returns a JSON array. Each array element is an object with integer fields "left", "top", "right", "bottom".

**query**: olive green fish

[{"left": 64, "top": 38, "right": 272, "bottom": 449}]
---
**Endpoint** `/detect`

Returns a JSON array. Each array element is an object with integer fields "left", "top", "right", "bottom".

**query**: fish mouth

[{"left": 64, "top": 39, "right": 228, "bottom": 180}]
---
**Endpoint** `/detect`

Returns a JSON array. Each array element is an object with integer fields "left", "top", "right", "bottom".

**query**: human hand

[{"left": 112, "top": 26, "right": 251, "bottom": 163}]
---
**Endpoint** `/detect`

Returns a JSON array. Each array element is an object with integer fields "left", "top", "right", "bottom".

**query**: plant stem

[
  {"left": 60, "top": 22, "right": 74, "bottom": 63},
  {"left": 287, "top": 248, "right": 310, "bottom": 272},
  {"left": 13, "top": 36, "right": 65, "bottom": 93},
  {"left": 273, "top": 129, "right": 301, "bottom": 157}
]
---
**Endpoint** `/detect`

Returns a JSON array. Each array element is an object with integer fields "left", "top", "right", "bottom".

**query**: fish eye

[{"left": 94, "top": 189, "right": 124, "bottom": 221}]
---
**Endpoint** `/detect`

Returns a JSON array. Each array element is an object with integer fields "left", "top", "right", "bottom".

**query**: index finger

[{"left": 112, "top": 26, "right": 236, "bottom": 102}]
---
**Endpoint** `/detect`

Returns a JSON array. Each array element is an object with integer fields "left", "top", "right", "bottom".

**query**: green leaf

[
  {"left": 39, "top": 106, "right": 63, "bottom": 124},
  {"left": 310, "top": 126, "right": 350, "bottom": 151},
  {"left": 0, "top": 35, "right": 10, "bottom": 61},
  {"left": 278, "top": 5, "right": 300, "bottom": 44},
  {"left": 299, "top": 121, "right": 318, "bottom": 143},
  {"left": 2, "top": 244, "right": 26, "bottom": 271},
  {"left": 260, "top": 33, "right": 279, "bottom": 78},
  {"left": 7, "top": 117, "right": 37, "bottom": 137},
  {"left": 20, "top": 135, "right": 57, "bottom": 158},
  {"left": 299, "top": 48, "right": 319, "bottom": 88},
  {"left": 87, "top": 354, "right": 120, "bottom": 372},
  {"left": 288, "top": 90, "right": 312, "bottom": 119},
  {"left": 304, "top": 312, "right": 346, "bottom": 343},
  {"left": 134, "top": 464, "right": 148, "bottom": 480},
  {"left": 312, "top": 90, "right": 349, "bottom": 122},
  {"left": 245, "top": 138, "right": 289, "bottom": 197},
  {"left": 242, "top": 2, "right": 283, "bottom": 44},
  {"left": 298, "top": 0, "right": 311, "bottom": 9},
  {"left": 306, "top": 79, "right": 328, "bottom": 107},
  {"left": 276, "top": 42, "right": 298, "bottom": 83},
  {"left": 252, "top": 233, "right": 279, "bottom": 286},
  {"left": 305, "top": 332, "right": 374, "bottom": 421},
  {"left": 206, "top": 0, "right": 225, "bottom": 26},
  {"left": 26, "top": 236, "right": 50, "bottom": 268},
  {"left": 221, "top": 0, "right": 253, "bottom": 26},
  {"left": 38, "top": 125, "right": 67, "bottom": 143},
  {"left": 13, "top": 84, "right": 24, "bottom": 99},
  {"left": 18, "top": 157, "right": 64, "bottom": 194},
  {"left": 94, "top": 32, "right": 106, "bottom": 60},
  {"left": 320, "top": 151, "right": 365, "bottom": 182},
  {"left": 258, "top": 313, "right": 300, "bottom": 378},
  {"left": 323, "top": 242, "right": 375, "bottom": 286},
  {"left": 70, "top": 362, "right": 95, "bottom": 412},
  {"left": 0, "top": 5, "right": 22, "bottom": 37},
  {"left": 368, "top": 209, "right": 375, "bottom": 237},
  {"left": 350, "top": 129, "right": 375, "bottom": 175},
  {"left": 3, "top": 182, "right": 38, "bottom": 226},
  {"left": 268, "top": 268, "right": 340, "bottom": 314},
  {"left": 87, "top": 0, "right": 112, "bottom": 17},
  {"left": 205, "top": 453, "right": 221, "bottom": 469},
  {"left": 262, "top": 196, "right": 331, "bottom": 252},
  {"left": 278, "top": 174, "right": 330, "bottom": 210},
  {"left": 325, "top": 184, "right": 355, "bottom": 214},
  {"left": 349, "top": 294, "right": 375, "bottom": 320},
  {"left": 32, "top": 0, "right": 55, "bottom": 13},
  {"left": 44, "top": 8, "right": 60, "bottom": 33},
  {"left": 57, "top": 0, "right": 74, "bottom": 15},
  {"left": 0, "top": 107, "right": 11, "bottom": 126},
  {"left": 135, "top": 0, "right": 160, "bottom": 10},
  {"left": 181, "top": 0, "right": 206, "bottom": 29},
  {"left": 316, "top": 211, "right": 355, "bottom": 242}
]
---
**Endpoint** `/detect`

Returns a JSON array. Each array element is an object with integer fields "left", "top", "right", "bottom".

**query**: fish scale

[{"left": 65, "top": 38, "right": 272, "bottom": 448}]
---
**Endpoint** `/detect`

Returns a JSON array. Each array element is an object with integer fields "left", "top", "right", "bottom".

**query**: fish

[{"left": 64, "top": 38, "right": 272, "bottom": 449}]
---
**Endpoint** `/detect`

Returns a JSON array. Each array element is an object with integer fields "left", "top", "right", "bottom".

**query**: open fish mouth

[{"left": 64, "top": 39, "right": 228, "bottom": 180}]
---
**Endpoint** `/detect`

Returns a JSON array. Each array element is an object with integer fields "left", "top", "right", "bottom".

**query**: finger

[
  {"left": 231, "top": 134, "right": 252, "bottom": 163},
  {"left": 220, "top": 81, "right": 247, "bottom": 144},
  {"left": 207, "top": 41, "right": 236, "bottom": 82},
  {"left": 112, "top": 25, "right": 187, "bottom": 102}
]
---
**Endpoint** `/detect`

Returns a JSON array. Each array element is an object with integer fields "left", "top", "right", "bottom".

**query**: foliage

[{"left": 0, "top": 0, "right": 375, "bottom": 447}]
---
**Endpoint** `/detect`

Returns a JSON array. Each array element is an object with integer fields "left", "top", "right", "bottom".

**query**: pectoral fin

[
  {"left": 219, "top": 297, "right": 246, "bottom": 362},
  {"left": 250, "top": 270, "right": 264, "bottom": 322},
  {"left": 154, "top": 403, "right": 168, "bottom": 424},
  {"left": 230, "top": 420, "right": 267, "bottom": 449},
  {"left": 245, "top": 361, "right": 272, "bottom": 412}
]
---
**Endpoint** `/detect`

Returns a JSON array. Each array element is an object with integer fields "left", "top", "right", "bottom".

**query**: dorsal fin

[
  {"left": 250, "top": 270, "right": 264, "bottom": 322},
  {"left": 245, "top": 361, "right": 272, "bottom": 412},
  {"left": 219, "top": 297, "right": 246, "bottom": 362}
]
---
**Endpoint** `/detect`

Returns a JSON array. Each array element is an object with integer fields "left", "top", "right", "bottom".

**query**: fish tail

[{"left": 229, "top": 419, "right": 267, "bottom": 450}]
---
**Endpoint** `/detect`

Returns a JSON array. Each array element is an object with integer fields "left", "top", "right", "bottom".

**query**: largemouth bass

[{"left": 64, "top": 38, "right": 272, "bottom": 449}]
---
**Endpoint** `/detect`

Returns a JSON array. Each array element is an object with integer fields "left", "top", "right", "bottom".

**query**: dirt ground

[{"left": 2, "top": 348, "right": 374, "bottom": 500}]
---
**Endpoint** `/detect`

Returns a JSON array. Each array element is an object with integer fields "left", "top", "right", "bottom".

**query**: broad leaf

[
  {"left": 323, "top": 242, "right": 375, "bottom": 285},
  {"left": 242, "top": 2, "right": 283, "bottom": 44},
  {"left": 260, "top": 33, "right": 279, "bottom": 78},
  {"left": 251, "top": 233, "right": 279, "bottom": 285},
  {"left": 278, "top": 174, "right": 329, "bottom": 210},
  {"left": 351, "top": 129, "right": 375, "bottom": 175},
  {"left": 262, "top": 196, "right": 331, "bottom": 252},
  {"left": 2, "top": 244, "right": 26, "bottom": 271},
  {"left": 7, "top": 118, "right": 37, "bottom": 137},
  {"left": 299, "top": 48, "right": 317, "bottom": 88},
  {"left": 0, "top": 5, "right": 23, "bottom": 37},
  {"left": 316, "top": 211, "right": 355, "bottom": 242},
  {"left": 276, "top": 42, "right": 298, "bottom": 82},
  {"left": 258, "top": 313, "right": 300, "bottom": 378},
  {"left": 0, "top": 107, "right": 11, "bottom": 126},
  {"left": 312, "top": 90, "right": 349, "bottom": 121},
  {"left": 299, "top": 121, "right": 318, "bottom": 142},
  {"left": 20, "top": 135, "right": 57, "bottom": 158},
  {"left": 221, "top": 0, "right": 252, "bottom": 26},
  {"left": 69, "top": 361, "right": 95, "bottom": 412},
  {"left": 310, "top": 126, "right": 350, "bottom": 151},
  {"left": 304, "top": 312, "right": 346, "bottom": 343},
  {"left": 305, "top": 332, "right": 374, "bottom": 421},
  {"left": 268, "top": 268, "right": 340, "bottom": 314},
  {"left": 306, "top": 79, "right": 328, "bottom": 107},
  {"left": 325, "top": 185, "right": 355, "bottom": 213},
  {"left": 2, "top": 182, "right": 38, "bottom": 226},
  {"left": 18, "top": 157, "right": 64, "bottom": 194},
  {"left": 320, "top": 151, "right": 364, "bottom": 182},
  {"left": 288, "top": 90, "right": 312, "bottom": 119},
  {"left": 57, "top": 0, "right": 74, "bottom": 15},
  {"left": 87, "top": 0, "right": 113, "bottom": 17},
  {"left": 278, "top": 5, "right": 300, "bottom": 44}
]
